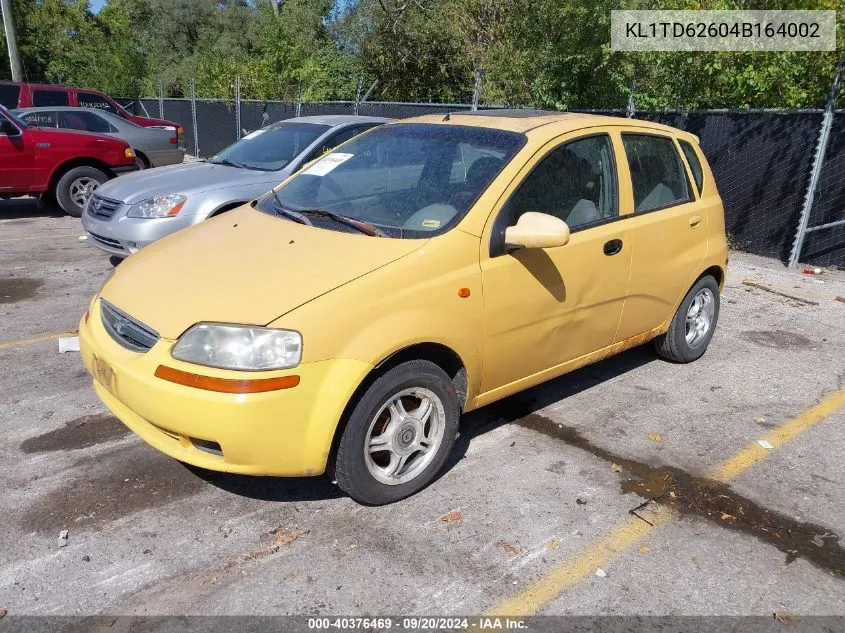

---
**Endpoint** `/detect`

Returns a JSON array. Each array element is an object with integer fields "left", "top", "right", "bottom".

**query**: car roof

[
  {"left": 401, "top": 109, "right": 694, "bottom": 141},
  {"left": 15, "top": 106, "right": 118, "bottom": 116},
  {"left": 278, "top": 115, "right": 392, "bottom": 127}
]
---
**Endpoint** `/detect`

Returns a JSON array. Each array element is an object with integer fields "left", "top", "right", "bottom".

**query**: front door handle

[
  {"left": 603, "top": 239, "right": 623, "bottom": 256},
  {"left": 689, "top": 215, "right": 702, "bottom": 227}
]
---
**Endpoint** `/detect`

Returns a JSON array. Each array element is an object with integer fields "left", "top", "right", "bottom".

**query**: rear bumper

[
  {"left": 148, "top": 149, "right": 186, "bottom": 168},
  {"left": 112, "top": 165, "right": 141, "bottom": 175}
]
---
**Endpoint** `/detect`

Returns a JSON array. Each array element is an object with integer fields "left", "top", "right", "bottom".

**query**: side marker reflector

[{"left": 154, "top": 365, "right": 300, "bottom": 393}]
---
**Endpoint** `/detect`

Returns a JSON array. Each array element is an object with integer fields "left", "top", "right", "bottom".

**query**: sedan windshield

[
  {"left": 257, "top": 123, "right": 525, "bottom": 238},
  {"left": 211, "top": 122, "right": 330, "bottom": 171}
]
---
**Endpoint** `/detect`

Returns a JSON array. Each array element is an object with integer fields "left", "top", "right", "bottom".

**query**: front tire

[
  {"left": 654, "top": 275, "right": 720, "bottom": 363},
  {"left": 55, "top": 166, "right": 108, "bottom": 217},
  {"left": 332, "top": 360, "right": 460, "bottom": 505}
]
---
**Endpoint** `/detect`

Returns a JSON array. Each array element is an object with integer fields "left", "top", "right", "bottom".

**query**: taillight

[{"left": 169, "top": 137, "right": 178, "bottom": 144}]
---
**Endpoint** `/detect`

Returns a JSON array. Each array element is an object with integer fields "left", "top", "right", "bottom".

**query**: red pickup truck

[
  {"left": 0, "top": 105, "right": 138, "bottom": 217},
  {"left": 0, "top": 81, "right": 182, "bottom": 133}
]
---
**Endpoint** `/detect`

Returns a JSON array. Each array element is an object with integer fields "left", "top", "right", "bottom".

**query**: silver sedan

[
  {"left": 13, "top": 106, "right": 185, "bottom": 169},
  {"left": 79, "top": 115, "right": 390, "bottom": 258}
]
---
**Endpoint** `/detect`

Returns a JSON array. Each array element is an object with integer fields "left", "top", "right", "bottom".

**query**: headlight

[
  {"left": 172, "top": 324, "right": 302, "bottom": 371},
  {"left": 127, "top": 194, "right": 187, "bottom": 218}
]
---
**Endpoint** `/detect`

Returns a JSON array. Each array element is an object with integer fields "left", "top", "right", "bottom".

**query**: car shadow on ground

[
  {"left": 195, "top": 345, "right": 657, "bottom": 504},
  {"left": 0, "top": 197, "right": 63, "bottom": 220}
]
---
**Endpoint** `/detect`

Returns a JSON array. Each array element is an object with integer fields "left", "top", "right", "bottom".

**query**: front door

[
  {"left": 0, "top": 112, "right": 32, "bottom": 192},
  {"left": 479, "top": 132, "right": 632, "bottom": 395}
]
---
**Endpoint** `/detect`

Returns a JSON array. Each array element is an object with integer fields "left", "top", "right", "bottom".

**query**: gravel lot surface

[{"left": 1, "top": 199, "right": 844, "bottom": 619}]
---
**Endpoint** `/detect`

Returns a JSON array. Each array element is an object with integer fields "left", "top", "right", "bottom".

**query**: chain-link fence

[{"left": 119, "top": 77, "right": 844, "bottom": 269}]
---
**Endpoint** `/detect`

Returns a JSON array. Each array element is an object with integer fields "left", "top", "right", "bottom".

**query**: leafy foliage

[{"left": 0, "top": 0, "right": 841, "bottom": 107}]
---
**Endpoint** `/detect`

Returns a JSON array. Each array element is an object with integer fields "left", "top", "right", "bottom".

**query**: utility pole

[{"left": 1, "top": 0, "right": 23, "bottom": 81}]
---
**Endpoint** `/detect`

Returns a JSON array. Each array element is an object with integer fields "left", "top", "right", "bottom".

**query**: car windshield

[
  {"left": 256, "top": 123, "right": 525, "bottom": 238},
  {"left": 211, "top": 122, "right": 330, "bottom": 171}
]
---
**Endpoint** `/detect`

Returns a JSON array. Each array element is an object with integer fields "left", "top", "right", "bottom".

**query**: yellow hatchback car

[{"left": 80, "top": 110, "right": 727, "bottom": 505}]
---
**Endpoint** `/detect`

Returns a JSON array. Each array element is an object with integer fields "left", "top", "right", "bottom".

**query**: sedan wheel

[
  {"left": 333, "top": 359, "right": 460, "bottom": 505},
  {"left": 364, "top": 387, "right": 446, "bottom": 486}
]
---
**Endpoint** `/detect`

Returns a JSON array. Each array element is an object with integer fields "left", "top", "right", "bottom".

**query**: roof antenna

[{"left": 442, "top": 112, "right": 451, "bottom": 121}]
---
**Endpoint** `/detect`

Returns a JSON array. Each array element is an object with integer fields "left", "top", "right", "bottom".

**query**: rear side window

[
  {"left": 622, "top": 134, "right": 691, "bottom": 212},
  {"left": 21, "top": 111, "right": 57, "bottom": 127},
  {"left": 77, "top": 92, "right": 118, "bottom": 114},
  {"left": 0, "top": 84, "right": 20, "bottom": 108},
  {"left": 58, "top": 111, "right": 114, "bottom": 134},
  {"left": 680, "top": 140, "right": 704, "bottom": 193},
  {"left": 33, "top": 89, "right": 70, "bottom": 107}
]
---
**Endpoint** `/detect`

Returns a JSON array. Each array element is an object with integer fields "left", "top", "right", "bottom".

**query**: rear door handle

[
  {"left": 689, "top": 215, "right": 702, "bottom": 227},
  {"left": 603, "top": 239, "right": 623, "bottom": 256}
]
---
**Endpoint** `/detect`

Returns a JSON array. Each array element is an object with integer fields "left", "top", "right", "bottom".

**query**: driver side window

[{"left": 504, "top": 134, "right": 618, "bottom": 231}]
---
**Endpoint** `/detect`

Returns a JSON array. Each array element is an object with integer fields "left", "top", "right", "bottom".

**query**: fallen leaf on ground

[
  {"left": 347, "top": 542, "right": 358, "bottom": 551},
  {"left": 638, "top": 545, "right": 650, "bottom": 553},
  {"left": 720, "top": 513, "right": 736, "bottom": 521},
  {"left": 754, "top": 417, "right": 766, "bottom": 425},
  {"left": 441, "top": 511, "right": 464, "bottom": 523},
  {"left": 271, "top": 529, "right": 310, "bottom": 552},
  {"left": 546, "top": 539, "right": 561, "bottom": 551},
  {"left": 610, "top": 463, "right": 622, "bottom": 473},
  {"left": 200, "top": 576, "right": 217, "bottom": 587},
  {"left": 496, "top": 540, "right": 520, "bottom": 555},
  {"left": 284, "top": 572, "right": 297, "bottom": 581},
  {"left": 647, "top": 433, "right": 663, "bottom": 442},
  {"left": 774, "top": 611, "right": 800, "bottom": 625}
]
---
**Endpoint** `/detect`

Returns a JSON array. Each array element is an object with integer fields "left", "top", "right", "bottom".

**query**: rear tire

[
  {"left": 55, "top": 166, "right": 108, "bottom": 217},
  {"left": 332, "top": 360, "right": 459, "bottom": 505},
  {"left": 654, "top": 275, "right": 720, "bottom": 363}
]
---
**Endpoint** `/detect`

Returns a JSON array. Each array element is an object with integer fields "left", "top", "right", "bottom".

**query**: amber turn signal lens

[
  {"left": 154, "top": 365, "right": 300, "bottom": 393},
  {"left": 458, "top": 287, "right": 471, "bottom": 298},
  {"left": 166, "top": 199, "right": 187, "bottom": 216}
]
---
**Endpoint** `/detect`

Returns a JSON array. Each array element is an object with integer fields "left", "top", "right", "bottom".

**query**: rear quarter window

[
  {"left": 0, "top": 84, "right": 20, "bottom": 109},
  {"left": 77, "top": 92, "right": 118, "bottom": 114},
  {"left": 33, "top": 89, "right": 70, "bottom": 107},
  {"left": 679, "top": 140, "right": 705, "bottom": 193},
  {"left": 21, "top": 111, "right": 57, "bottom": 127}
]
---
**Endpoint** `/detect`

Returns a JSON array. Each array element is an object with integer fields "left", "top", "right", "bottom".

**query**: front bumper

[
  {"left": 81, "top": 201, "right": 198, "bottom": 257},
  {"left": 79, "top": 299, "right": 373, "bottom": 476}
]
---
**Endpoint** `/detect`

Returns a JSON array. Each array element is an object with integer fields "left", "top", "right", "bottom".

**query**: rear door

[
  {"left": 57, "top": 110, "right": 116, "bottom": 135},
  {"left": 613, "top": 130, "right": 708, "bottom": 341}
]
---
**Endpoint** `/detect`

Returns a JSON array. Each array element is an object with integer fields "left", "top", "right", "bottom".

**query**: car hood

[
  {"left": 95, "top": 161, "right": 289, "bottom": 205},
  {"left": 99, "top": 206, "right": 424, "bottom": 340}
]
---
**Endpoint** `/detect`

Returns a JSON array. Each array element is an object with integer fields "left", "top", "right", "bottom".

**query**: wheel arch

[
  {"left": 210, "top": 201, "right": 249, "bottom": 217},
  {"left": 133, "top": 150, "right": 150, "bottom": 168},
  {"left": 698, "top": 264, "right": 725, "bottom": 289},
  {"left": 48, "top": 158, "right": 114, "bottom": 195},
  {"left": 327, "top": 342, "right": 468, "bottom": 472}
]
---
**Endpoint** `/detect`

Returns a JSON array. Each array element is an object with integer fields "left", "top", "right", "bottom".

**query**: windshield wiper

[
  {"left": 212, "top": 158, "right": 264, "bottom": 170},
  {"left": 297, "top": 209, "right": 386, "bottom": 237},
  {"left": 272, "top": 192, "right": 313, "bottom": 226}
]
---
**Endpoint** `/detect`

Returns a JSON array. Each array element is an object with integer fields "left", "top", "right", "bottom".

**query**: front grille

[
  {"left": 87, "top": 194, "right": 122, "bottom": 220},
  {"left": 88, "top": 232, "right": 126, "bottom": 252},
  {"left": 100, "top": 300, "right": 160, "bottom": 352}
]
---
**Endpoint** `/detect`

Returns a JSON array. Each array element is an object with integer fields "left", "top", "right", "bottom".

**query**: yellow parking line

[
  {"left": 0, "top": 331, "right": 77, "bottom": 350},
  {"left": 0, "top": 233, "right": 80, "bottom": 243},
  {"left": 489, "top": 387, "right": 845, "bottom": 617}
]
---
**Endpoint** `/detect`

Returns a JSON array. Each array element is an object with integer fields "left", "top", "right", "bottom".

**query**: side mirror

[
  {"left": 504, "top": 212, "right": 570, "bottom": 250},
  {"left": 0, "top": 119, "right": 21, "bottom": 137}
]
